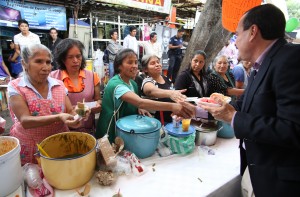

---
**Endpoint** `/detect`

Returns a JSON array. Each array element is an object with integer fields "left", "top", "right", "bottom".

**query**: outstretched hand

[
  {"left": 172, "top": 101, "right": 196, "bottom": 119},
  {"left": 170, "top": 89, "right": 187, "bottom": 103}
]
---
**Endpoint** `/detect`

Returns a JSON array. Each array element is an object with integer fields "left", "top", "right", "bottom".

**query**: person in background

[
  {"left": 0, "top": 46, "right": 11, "bottom": 78},
  {"left": 209, "top": 55, "right": 244, "bottom": 99},
  {"left": 47, "top": 27, "right": 62, "bottom": 70},
  {"left": 232, "top": 60, "right": 252, "bottom": 89},
  {"left": 8, "top": 44, "right": 81, "bottom": 165},
  {"left": 8, "top": 40, "right": 22, "bottom": 78},
  {"left": 175, "top": 50, "right": 211, "bottom": 98},
  {"left": 200, "top": 4, "right": 300, "bottom": 196},
  {"left": 107, "top": 29, "right": 123, "bottom": 78},
  {"left": 138, "top": 32, "right": 162, "bottom": 58},
  {"left": 123, "top": 26, "right": 138, "bottom": 54},
  {"left": 167, "top": 29, "right": 184, "bottom": 83},
  {"left": 161, "top": 27, "right": 171, "bottom": 70},
  {"left": 12, "top": 19, "right": 40, "bottom": 61},
  {"left": 50, "top": 39, "right": 101, "bottom": 134},
  {"left": 96, "top": 49, "right": 195, "bottom": 142},
  {"left": 141, "top": 54, "right": 186, "bottom": 124}
]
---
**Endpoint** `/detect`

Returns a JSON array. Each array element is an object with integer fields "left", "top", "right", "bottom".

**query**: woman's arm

[
  {"left": 92, "top": 83, "right": 102, "bottom": 114},
  {"left": 9, "top": 94, "right": 76, "bottom": 129},
  {"left": 121, "top": 91, "right": 194, "bottom": 118},
  {"left": 1, "top": 61, "right": 11, "bottom": 77},
  {"left": 227, "top": 88, "right": 244, "bottom": 96},
  {"left": 143, "top": 82, "right": 186, "bottom": 102}
]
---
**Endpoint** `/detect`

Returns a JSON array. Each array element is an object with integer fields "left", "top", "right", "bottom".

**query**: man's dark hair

[
  {"left": 109, "top": 29, "right": 118, "bottom": 37},
  {"left": 49, "top": 27, "right": 58, "bottom": 33},
  {"left": 178, "top": 29, "right": 185, "bottom": 33},
  {"left": 150, "top": 32, "right": 157, "bottom": 39},
  {"left": 18, "top": 19, "right": 29, "bottom": 27},
  {"left": 129, "top": 26, "right": 137, "bottom": 32},
  {"left": 243, "top": 4, "right": 285, "bottom": 40}
]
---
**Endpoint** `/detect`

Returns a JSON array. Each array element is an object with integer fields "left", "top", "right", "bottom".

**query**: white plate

[
  {"left": 197, "top": 100, "right": 221, "bottom": 107},
  {"left": 84, "top": 101, "right": 97, "bottom": 108},
  {"left": 185, "top": 97, "right": 199, "bottom": 102}
]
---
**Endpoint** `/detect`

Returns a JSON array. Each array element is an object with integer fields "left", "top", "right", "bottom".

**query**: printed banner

[
  {"left": 155, "top": 25, "right": 177, "bottom": 70},
  {"left": 96, "top": 0, "right": 171, "bottom": 14},
  {"left": 0, "top": 0, "right": 67, "bottom": 31}
]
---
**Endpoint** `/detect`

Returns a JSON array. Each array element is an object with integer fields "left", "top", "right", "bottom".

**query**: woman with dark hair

[
  {"left": 96, "top": 49, "right": 195, "bottom": 142},
  {"left": 8, "top": 40, "right": 22, "bottom": 77},
  {"left": 141, "top": 54, "right": 186, "bottom": 124},
  {"left": 174, "top": 50, "right": 211, "bottom": 98},
  {"left": 50, "top": 38, "right": 101, "bottom": 134}
]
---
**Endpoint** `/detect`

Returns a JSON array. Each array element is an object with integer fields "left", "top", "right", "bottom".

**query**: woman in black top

[
  {"left": 175, "top": 50, "right": 211, "bottom": 98},
  {"left": 209, "top": 55, "right": 244, "bottom": 99},
  {"left": 141, "top": 54, "right": 186, "bottom": 124}
]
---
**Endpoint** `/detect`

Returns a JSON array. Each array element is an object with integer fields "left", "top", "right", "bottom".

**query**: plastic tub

[
  {"left": 116, "top": 115, "right": 161, "bottom": 158},
  {"left": 217, "top": 121, "right": 235, "bottom": 138},
  {"left": 0, "top": 136, "right": 22, "bottom": 197}
]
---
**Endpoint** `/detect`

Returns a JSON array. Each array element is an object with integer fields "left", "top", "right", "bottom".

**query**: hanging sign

[
  {"left": 0, "top": 0, "right": 67, "bottom": 31},
  {"left": 96, "top": 0, "right": 172, "bottom": 14},
  {"left": 222, "top": 0, "right": 261, "bottom": 32}
]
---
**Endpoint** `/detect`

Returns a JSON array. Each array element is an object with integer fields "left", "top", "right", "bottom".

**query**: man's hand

[{"left": 199, "top": 99, "right": 236, "bottom": 123}]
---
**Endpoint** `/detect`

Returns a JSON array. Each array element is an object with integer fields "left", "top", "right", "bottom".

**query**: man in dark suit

[{"left": 200, "top": 4, "right": 300, "bottom": 197}]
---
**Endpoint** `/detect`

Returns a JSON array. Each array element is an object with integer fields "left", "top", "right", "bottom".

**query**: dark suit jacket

[{"left": 232, "top": 38, "right": 300, "bottom": 197}]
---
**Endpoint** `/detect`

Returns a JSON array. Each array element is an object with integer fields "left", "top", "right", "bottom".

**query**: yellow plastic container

[
  {"left": 85, "top": 60, "right": 93, "bottom": 71},
  {"left": 39, "top": 132, "right": 96, "bottom": 190}
]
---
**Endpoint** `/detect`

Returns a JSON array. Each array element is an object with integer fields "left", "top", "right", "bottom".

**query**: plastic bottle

[
  {"left": 170, "top": 83, "right": 174, "bottom": 90},
  {"left": 23, "top": 163, "right": 43, "bottom": 189}
]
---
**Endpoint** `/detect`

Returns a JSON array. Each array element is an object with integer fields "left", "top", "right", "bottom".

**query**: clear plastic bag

[{"left": 23, "top": 163, "right": 43, "bottom": 189}]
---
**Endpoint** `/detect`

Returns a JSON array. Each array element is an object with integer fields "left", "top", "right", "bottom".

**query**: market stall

[{"left": 21, "top": 137, "right": 241, "bottom": 197}]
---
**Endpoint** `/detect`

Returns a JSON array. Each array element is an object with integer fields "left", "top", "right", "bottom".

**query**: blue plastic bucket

[
  {"left": 116, "top": 115, "right": 161, "bottom": 158},
  {"left": 217, "top": 121, "right": 235, "bottom": 138}
]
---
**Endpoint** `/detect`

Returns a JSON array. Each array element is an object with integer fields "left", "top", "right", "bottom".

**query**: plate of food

[
  {"left": 197, "top": 97, "right": 221, "bottom": 107},
  {"left": 197, "top": 93, "right": 231, "bottom": 107}
]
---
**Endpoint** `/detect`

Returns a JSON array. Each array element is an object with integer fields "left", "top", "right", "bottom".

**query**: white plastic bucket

[{"left": 0, "top": 136, "right": 22, "bottom": 196}]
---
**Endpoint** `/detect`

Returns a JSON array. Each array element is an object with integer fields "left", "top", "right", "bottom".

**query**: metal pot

[
  {"left": 39, "top": 132, "right": 97, "bottom": 190},
  {"left": 195, "top": 122, "right": 222, "bottom": 146}
]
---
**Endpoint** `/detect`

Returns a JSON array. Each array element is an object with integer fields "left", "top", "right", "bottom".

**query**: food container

[
  {"left": 0, "top": 136, "right": 22, "bottom": 197},
  {"left": 195, "top": 122, "right": 221, "bottom": 146},
  {"left": 116, "top": 115, "right": 161, "bottom": 158},
  {"left": 217, "top": 121, "right": 235, "bottom": 138},
  {"left": 39, "top": 132, "right": 97, "bottom": 190}
]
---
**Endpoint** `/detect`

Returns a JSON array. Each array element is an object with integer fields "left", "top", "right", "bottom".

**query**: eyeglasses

[{"left": 66, "top": 54, "right": 82, "bottom": 60}]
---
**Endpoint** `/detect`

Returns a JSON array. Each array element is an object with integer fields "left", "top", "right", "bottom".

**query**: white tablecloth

[{"left": 48, "top": 137, "right": 241, "bottom": 197}]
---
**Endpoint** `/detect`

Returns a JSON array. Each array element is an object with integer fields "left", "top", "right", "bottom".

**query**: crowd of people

[{"left": 1, "top": 3, "right": 300, "bottom": 196}]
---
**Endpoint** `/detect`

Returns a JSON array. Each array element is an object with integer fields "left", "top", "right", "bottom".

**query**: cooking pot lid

[
  {"left": 164, "top": 123, "right": 195, "bottom": 137},
  {"left": 116, "top": 115, "right": 161, "bottom": 134}
]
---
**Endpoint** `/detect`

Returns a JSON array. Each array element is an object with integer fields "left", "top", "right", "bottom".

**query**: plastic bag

[
  {"left": 161, "top": 133, "right": 196, "bottom": 155},
  {"left": 0, "top": 116, "right": 6, "bottom": 134}
]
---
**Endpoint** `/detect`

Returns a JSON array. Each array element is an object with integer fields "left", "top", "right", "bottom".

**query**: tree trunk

[{"left": 180, "top": 0, "right": 232, "bottom": 72}]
